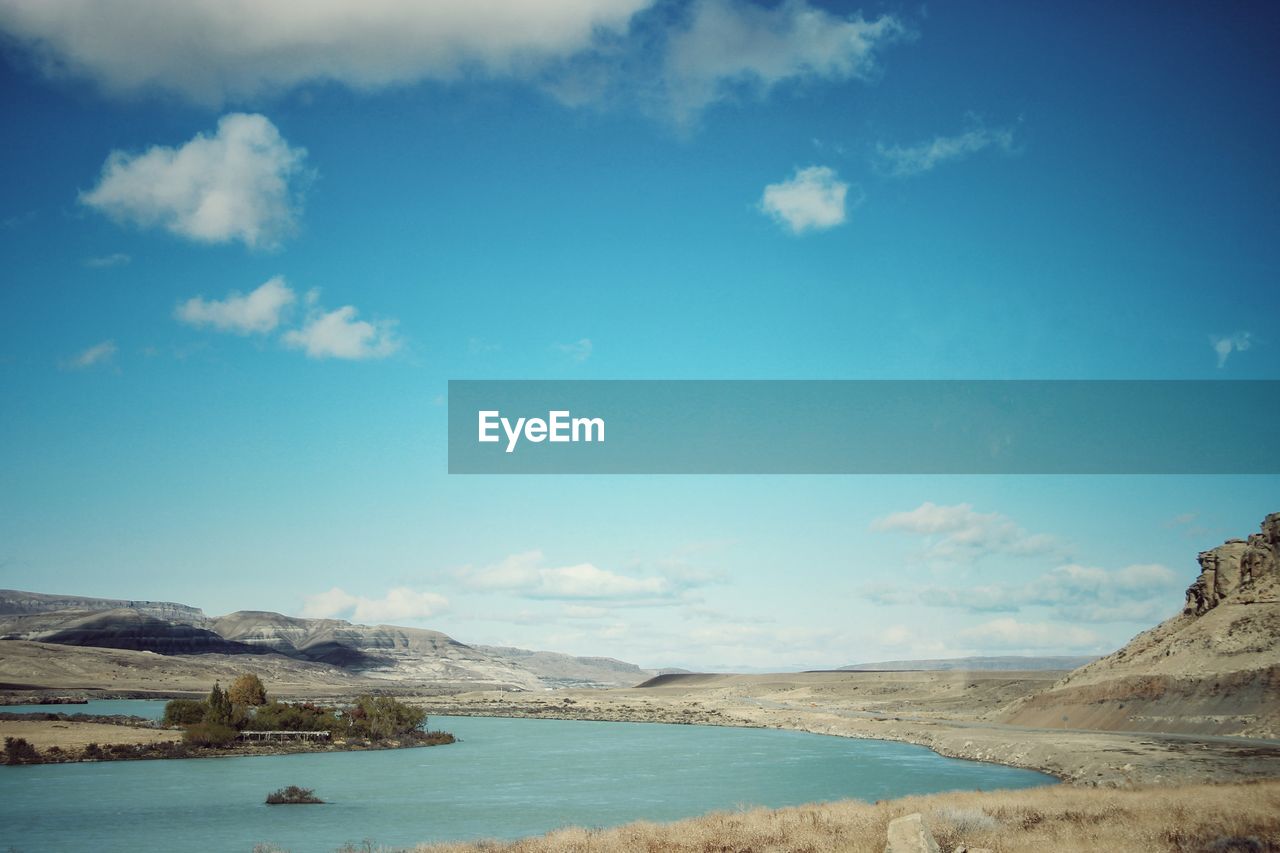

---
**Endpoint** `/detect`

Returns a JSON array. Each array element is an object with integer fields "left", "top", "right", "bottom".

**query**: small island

[
  {"left": 0, "top": 674, "right": 453, "bottom": 765},
  {"left": 266, "top": 785, "right": 324, "bottom": 805}
]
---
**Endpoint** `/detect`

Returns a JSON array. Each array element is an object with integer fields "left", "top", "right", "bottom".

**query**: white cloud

[
  {"left": 80, "top": 114, "right": 307, "bottom": 249},
  {"left": 960, "top": 618, "right": 1103, "bottom": 652},
  {"left": 460, "top": 550, "right": 676, "bottom": 601},
  {"left": 661, "top": 0, "right": 903, "bottom": 123},
  {"left": 301, "top": 586, "right": 448, "bottom": 625},
  {"left": 554, "top": 338, "right": 594, "bottom": 362},
  {"left": 876, "top": 122, "right": 1016, "bottom": 177},
  {"left": 1211, "top": 331, "right": 1252, "bottom": 368},
  {"left": 0, "top": 0, "right": 650, "bottom": 104},
  {"left": 176, "top": 276, "right": 296, "bottom": 335},
  {"left": 283, "top": 302, "right": 401, "bottom": 361},
  {"left": 63, "top": 339, "right": 117, "bottom": 370},
  {"left": 871, "top": 502, "right": 1060, "bottom": 561},
  {"left": 84, "top": 252, "right": 130, "bottom": 268},
  {"left": 759, "top": 165, "right": 850, "bottom": 233}
]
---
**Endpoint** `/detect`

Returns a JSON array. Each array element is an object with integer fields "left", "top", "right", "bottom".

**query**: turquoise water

[
  {"left": 0, "top": 711, "right": 1053, "bottom": 853},
  {"left": 2, "top": 698, "right": 169, "bottom": 719}
]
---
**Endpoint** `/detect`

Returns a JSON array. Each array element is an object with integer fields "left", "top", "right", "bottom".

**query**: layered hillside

[
  {"left": 0, "top": 590, "right": 653, "bottom": 691},
  {"left": 1003, "top": 512, "right": 1280, "bottom": 738}
]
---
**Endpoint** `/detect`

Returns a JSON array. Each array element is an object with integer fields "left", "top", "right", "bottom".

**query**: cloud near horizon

[
  {"left": 1212, "top": 331, "right": 1252, "bottom": 368},
  {"left": 80, "top": 114, "right": 308, "bottom": 249},
  {"left": 301, "top": 586, "right": 449, "bottom": 624},
  {"left": 759, "top": 165, "right": 850, "bottom": 233},
  {"left": 959, "top": 617, "right": 1104, "bottom": 652},
  {"left": 459, "top": 550, "right": 693, "bottom": 602}
]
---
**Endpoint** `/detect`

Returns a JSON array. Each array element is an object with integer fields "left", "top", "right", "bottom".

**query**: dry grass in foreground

[{"left": 410, "top": 781, "right": 1280, "bottom": 853}]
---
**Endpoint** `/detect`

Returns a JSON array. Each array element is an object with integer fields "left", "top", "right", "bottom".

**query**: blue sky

[{"left": 1, "top": 1, "right": 1277, "bottom": 669}]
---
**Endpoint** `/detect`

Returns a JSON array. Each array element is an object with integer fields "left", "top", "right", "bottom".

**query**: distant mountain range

[
  {"left": 0, "top": 589, "right": 653, "bottom": 691},
  {"left": 839, "top": 656, "right": 1099, "bottom": 672}
]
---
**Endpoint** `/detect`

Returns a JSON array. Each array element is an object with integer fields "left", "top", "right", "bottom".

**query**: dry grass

[
  {"left": 409, "top": 781, "right": 1280, "bottom": 853},
  {"left": 0, "top": 719, "right": 176, "bottom": 750}
]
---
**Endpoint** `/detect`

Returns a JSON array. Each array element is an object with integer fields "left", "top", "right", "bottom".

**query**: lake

[{"left": 0, "top": 706, "right": 1054, "bottom": 852}]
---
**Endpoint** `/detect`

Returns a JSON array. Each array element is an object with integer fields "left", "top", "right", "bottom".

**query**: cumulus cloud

[
  {"left": 459, "top": 550, "right": 684, "bottom": 601},
  {"left": 80, "top": 114, "right": 308, "bottom": 249},
  {"left": 0, "top": 0, "right": 650, "bottom": 104},
  {"left": 876, "top": 122, "right": 1016, "bottom": 177},
  {"left": 660, "top": 0, "right": 904, "bottom": 123},
  {"left": 1211, "top": 331, "right": 1252, "bottom": 368},
  {"left": 960, "top": 618, "right": 1103, "bottom": 652},
  {"left": 175, "top": 276, "right": 296, "bottom": 334},
  {"left": 554, "top": 338, "right": 594, "bottom": 362},
  {"left": 282, "top": 304, "right": 400, "bottom": 361},
  {"left": 871, "top": 502, "right": 1060, "bottom": 561},
  {"left": 301, "top": 586, "right": 448, "bottom": 625},
  {"left": 759, "top": 165, "right": 850, "bottom": 233},
  {"left": 62, "top": 339, "right": 117, "bottom": 370}
]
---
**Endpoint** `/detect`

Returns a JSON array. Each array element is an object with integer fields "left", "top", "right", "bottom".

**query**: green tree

[
  {"left": 348, "top": 695, "right": 426, "bottom": 741},
  {"left": 162, "top": 698, "right": 207, "bottom": 726},
  {"left": 204, "top": 682, "right": 235, "bottom": 727},
  {"left": 228, "top": 673, "right": 268, "bottom": 707}
]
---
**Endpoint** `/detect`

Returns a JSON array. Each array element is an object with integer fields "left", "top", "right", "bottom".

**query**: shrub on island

[{"left": 265, "top": 785, "right": 324, "bottom": 805}]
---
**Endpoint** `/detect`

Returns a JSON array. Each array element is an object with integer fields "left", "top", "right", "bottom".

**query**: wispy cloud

[
  {"left": 759, "top": 165, "right": 851, "bottom": 234},
  {"left": 1211, "top": 331, "right": 1252, "bottom": 368},
  {"left": 554, "top": 338, "right": 594, "bottom": 362},
  {"left": 81, "top": 114, "right": 308, "bottom": 249},
  {"left": 959, "top": 618, "right": 1104, "bottom": 652},
  {"left": 871, "top": 502, "right": 1060, "bottom": 561},
  {"left": 863, "top": 562, "right": 1181, "bottom": 623},
  {"left": 176, "top": 276, "right": 296, "bottom": 335},
  {"left": 300, "top": 586, "right": 448, "bottom": 624},
  {"left": 83, "top": 252, "right": 130, "bottom": 268},
  {"left": 283, "top": 296, "right": 401, "bottom": 361},
  {"left": 62, "top": 339, "right": 118, "bottom": 370},
  {"left": 876, "top": 121, "right": 1016, "bottom": 177},
  {"left": 458, "top": 550, "right": 710, "bottom": 603},
  {"left": 657, "top": 0, "right": 905, "bottom": 124}
]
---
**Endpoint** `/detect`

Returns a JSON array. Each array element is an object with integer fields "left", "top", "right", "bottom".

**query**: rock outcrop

[
  {"left": 1003, "top": 512, "right": 1280, "bottom": 739},
  {"left": 1184, "top": 513, "right": 1280, "bottom": 615}
]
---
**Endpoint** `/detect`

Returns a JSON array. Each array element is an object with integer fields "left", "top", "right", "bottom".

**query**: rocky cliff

[{"left": 1002, "top": 512, "right": 1280, "bottom": 738}]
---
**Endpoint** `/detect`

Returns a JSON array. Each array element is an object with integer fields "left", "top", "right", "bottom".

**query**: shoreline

[{"left": 416, "top": 691, "right": 1280, "bottom": 787}]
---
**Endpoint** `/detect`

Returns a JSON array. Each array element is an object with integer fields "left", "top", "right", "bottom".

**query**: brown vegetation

[{"left": 410, "top": 781, "right": 1280, "bottom": 853}]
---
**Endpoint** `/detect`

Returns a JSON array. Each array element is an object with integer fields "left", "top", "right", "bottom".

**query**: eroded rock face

[{"left": 1184, "top": 513, "right": 1280, "bottom": 615}]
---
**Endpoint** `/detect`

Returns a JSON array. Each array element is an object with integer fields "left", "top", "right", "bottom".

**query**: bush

[
  {"left": 347, "top": 695, "right": 426, "bottom": 741},
  {"left": 183, "top": 722, "right": 239, "bottom": 747},
  {"left": 163, "top": 698, "right": 207, "bottom": 726},
  {"left": 229, "top": 674, "right": 268, "bottom": 707},
  {"left": 3, "top": 736, "right": 41, "bottom": 765},
  {"left": 251, "top": 701, "right": 342, "bottom": 733},
  {"left": 265, "top": 785, "right": 323, "bottom": 805}
]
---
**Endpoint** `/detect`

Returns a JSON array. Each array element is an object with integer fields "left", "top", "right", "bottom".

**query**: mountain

[
  {"left": 839, "top": 656, "right": 1098, "bottom": 672},
  {"left": 1002, "top": 512, "right": 1280, "bottom": 738},
  {"left": 0, "top": 590, "right": 653, "bottom": 691}
]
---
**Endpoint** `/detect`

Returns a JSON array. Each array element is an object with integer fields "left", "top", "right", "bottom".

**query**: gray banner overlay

[{"left": 448, "top": 380, "right": 1280, "bottom": 474}]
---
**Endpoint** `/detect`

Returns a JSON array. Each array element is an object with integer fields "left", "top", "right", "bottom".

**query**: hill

[
  {"left": 1002, "top": 511, "right": 1280, "bottom": 738},
  {"left": 0, "top": 590, "right": 653, "bottom": 692}
]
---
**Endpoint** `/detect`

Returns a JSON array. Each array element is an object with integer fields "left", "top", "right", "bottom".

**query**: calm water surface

[{"left": 0, "top": 707, "right": 1053, "bottom": 853}]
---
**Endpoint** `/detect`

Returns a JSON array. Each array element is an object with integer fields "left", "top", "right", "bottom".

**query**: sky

[{"left": 0, "top": 1, "right": 1277, "bottom": 671}]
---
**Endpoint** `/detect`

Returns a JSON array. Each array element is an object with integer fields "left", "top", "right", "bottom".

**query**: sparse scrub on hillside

[{"left": 404, "top": 781, "right": 1280, "bottom": 853}]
